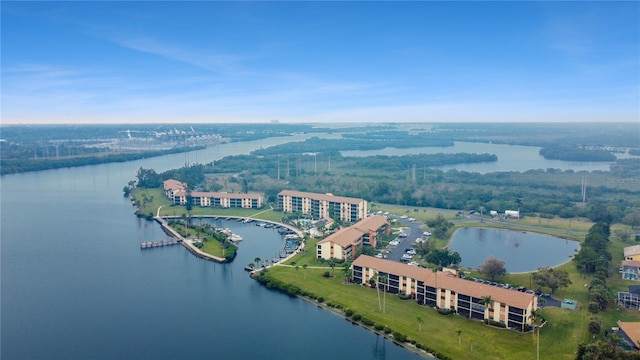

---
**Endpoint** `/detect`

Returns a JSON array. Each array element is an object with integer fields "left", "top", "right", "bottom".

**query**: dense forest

[{"left": 142, "top": 149, "right": 640, "bottom": 226}]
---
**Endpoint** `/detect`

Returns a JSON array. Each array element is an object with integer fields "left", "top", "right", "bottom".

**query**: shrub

[
  {"left": 345, "top": 309, "right": 354, "bottom": 317},
  {"left": 398, "top": 293, "right": 410, "bottom": 300},
  {"left": 588, "top": 302, "right": 600, "bottom": 314},
  {"left": 383, "top": 326, "right": 392, "bottom": 334},
  {"left": 392, "top": 331, "right": 407, "bottom": 342},
  {"left": 317, "top": 297, "right": 324, "bottom": 303},
  {"left": 484, "top": 319, "right": 507, "bottom": 328},
  {"left": 361, "top": 318, "right": 375, "bottom": 326},
  {"left": 374, "top": 324, "right": 384, "bottom": 331},
  {"left": 323, "top": 271, "right": 331, "bottom": 278},
  {"left": 437, "top": 308, "right": 456, "bottom": 315},
  {"left": 352, "top": 314, "right": 362, "bottom": 321}
]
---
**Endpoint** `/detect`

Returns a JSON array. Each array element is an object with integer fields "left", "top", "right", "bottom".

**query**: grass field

[
  {"left": 132, "top": 187, "right": 640, "bottom": 358},
  {"left": 271, "top": 222, "right": 640, "bottom": 359}
]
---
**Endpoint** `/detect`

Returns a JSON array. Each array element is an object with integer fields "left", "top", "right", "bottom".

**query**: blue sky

[{"left": 2, "top": 1, "right": 638, "bottom": 124}]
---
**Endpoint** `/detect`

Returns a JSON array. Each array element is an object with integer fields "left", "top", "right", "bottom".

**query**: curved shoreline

[
  {"left": 447, "top": 226, "right": 581, "bottom": 274},
  {"left": 155, "top": 215, "right": 304, "bottom": 264}
]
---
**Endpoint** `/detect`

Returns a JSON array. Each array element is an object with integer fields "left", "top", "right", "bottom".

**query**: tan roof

[
  {"left": 625, "top": 245, "right": 640, "bottom": 257},
  {"left": 191, "top": 191, "right": 262, "bottom": 200},
  {"left": 318, "top": 215, "right": 387, "bottom": 248},
  {"left": 354, "top": 215, "right": 388, "bottom": 232},
  {"left": 353, "top": 255, "right": 536, "bottom": 309},
  {"left": 318, "top": 227, "right": 363, "bottom": 248},
  {"left": 618, "top": 321, "right": 640, "bottom": 347},
  {"left": 278, "top": 190, "right": 364, "bottom": 204},
  {"left": 622, "top": 260, "right": 640, "bottom": 268},
  {"left": 164, "top": 179, "right": 186, "bottom": 191}
]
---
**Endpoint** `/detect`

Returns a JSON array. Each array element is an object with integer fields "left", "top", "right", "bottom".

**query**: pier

[{"left": 140, "top": 239, "right": 181, "bottom": 249}]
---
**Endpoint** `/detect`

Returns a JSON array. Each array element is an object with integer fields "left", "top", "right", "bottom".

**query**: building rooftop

[
  {"left": 618, "top": 321, "right": 640, "bottom": 348},
  {"left": 622, "top": 260, "right": 640, "bottom": 268},
  {"left": 353, "top": 255, "right": 536, "bottom": 309},
  {"left": 354, "top": 215, "right": 388, "bottom": 232},
  {"left": 624, "top": 245, "right": 640, "bottom": 257},
  {"left": 191, "top": 191, "right": 262, "bottom": 199},
  {"left": 278, "top": 190, "right": 365, "bottom": 204}
]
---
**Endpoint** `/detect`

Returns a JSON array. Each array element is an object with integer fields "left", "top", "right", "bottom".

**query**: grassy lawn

[
  {"left": 265, "top": 263, "right": 575, "bottom": 360},
  {"left": 131, "top": 188, "right": 171, "bottom": 216},
  {"left": 265, "top": 222, "right": 640, "bottom": 359}
]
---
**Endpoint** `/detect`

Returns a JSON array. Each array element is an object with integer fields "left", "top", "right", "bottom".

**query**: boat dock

[{"left": 140, "top": 239, "right": 181, "bottom": 249}]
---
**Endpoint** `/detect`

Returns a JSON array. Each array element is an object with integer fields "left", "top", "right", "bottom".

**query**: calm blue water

[
  {"left": 342, "top": 141, "right": 617, "bottom": 173},
  {"left": 1, "top": 136, "right": 422, "bottom": 360},
  {"left": 448, "top": 227, "right": 580, "bottom": 273}
]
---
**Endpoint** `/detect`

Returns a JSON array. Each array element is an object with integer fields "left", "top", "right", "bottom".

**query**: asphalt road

[{"left": 384, "top": 216, "right": 426, "bottom": 262}]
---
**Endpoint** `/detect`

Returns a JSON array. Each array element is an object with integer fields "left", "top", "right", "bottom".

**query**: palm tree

[
  {"left": 456, "top": 329, "right": 463, "bottom": 345},
  {"left": 481, "top": 295, "right": 493, "bottom": 320},
  {"left": 531, "top": 309, "right": 543, "bottom": 360},
  {"left": 478, "top": 205, "right": 486, "bottom": 223},
  {"left": 380, "top": 275, "right": 388, "bottom": 314},
  {"left": 329, "top": 259, "right": 336, "bottom": 277},
  {"left": 516, "top": 198, "right": 523, "bottom": 219},
  {"left": 302, "top": 264, "right": 308, "bottom": 280},
  {"left": 343, "top": 264, "right": 353, "bottom": 284},
  {"left": 374, "top": 271, "right": 382, "bottom": 312},
  {"left": 431, "top": 266, "right": 440, "bottom": 307},
  {"left": 294, "top": 264, "right": 299, "bottom": 278},
  {"left": 247, "top": 262, "right": 255, "bottom": 270},
  {"left": 416, "top": 315, "right": 424, "bottom": 332},
  {"left": 254, "top": 257, "right": 262, "bottom": 269}
]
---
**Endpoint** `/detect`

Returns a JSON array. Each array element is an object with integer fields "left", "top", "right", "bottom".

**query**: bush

[
  {"left": 483, "top": 319, "right": 507, "bottom": 328},
  {"left": 317, "top": 297, "right": 324, "bottom": 303},
  {"left": 352, "top": 314, "right": 362, "bottom": 321},
  {"left": 374, "top": 324, "right": 384, "bottom": 331},
  {"left": 588, "top": 302, "right": 600, "bottom": 314},
  {"left": 437, "top": 308, "right": 456, "bottom": 315},
  {"left": 361, "top": 318, "right": 375, "bottom": 326},
  {"left": 345, "top": 309, "right": 354, "bottom": 317},
  {"left": 398, "top": 293, "right": 410, "bottom": 300},
  {"left": 323, "top": 271, "right": 331, "bottom": 278},
  {"left": 383, "top": 326, "right": 392, "bottom": 334},
  {"left": 392, "top": 331, "right": 407, "bottom": 342}
]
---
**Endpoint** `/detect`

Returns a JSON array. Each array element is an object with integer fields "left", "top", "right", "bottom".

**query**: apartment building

[
  {"left": 352, "top": 255, "right": 537, "bottom": 330},
  {"left": 277, "top": 190, "right": 367, "bottom": 222},
  {"left": 163, "top": 179, "right": 263, "bottom": 209},
  {"left": 316, "top": 215, "right": 389, "bottom": 261}
]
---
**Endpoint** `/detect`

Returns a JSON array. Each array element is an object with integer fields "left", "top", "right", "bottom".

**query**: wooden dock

[{"left": 140, "top": 239, "right": 181, "bottom": 249}]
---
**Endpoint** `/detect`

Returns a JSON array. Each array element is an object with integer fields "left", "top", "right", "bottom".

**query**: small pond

[{"left": 448, "top": 227, "right": 580, "bottom": 273}]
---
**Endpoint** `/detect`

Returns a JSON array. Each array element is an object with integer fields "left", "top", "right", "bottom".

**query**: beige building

[
  {"left": 352, "top": 255, "right": 538, "bottom": 330},
  {"left": 316, "top": 215, "right": 389, "bottom": 261},
  {"left": 624, "top": 245, "right": 640, "bottom": 261},
  {"left": 277, "top": 190, "right": 367, "bottom": 222},
  {"left": 163, "top": 179, "right": 263, "bottom": 209}
]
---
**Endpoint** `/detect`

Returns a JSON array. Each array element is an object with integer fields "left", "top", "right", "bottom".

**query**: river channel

[{"left": 1, "top": 135, "right": 422, "bottom": 359}]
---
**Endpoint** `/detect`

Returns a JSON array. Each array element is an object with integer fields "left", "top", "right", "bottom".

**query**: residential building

[
  {"left": 351, "top": 255, "right": 537, "bottom": 330},
  {"left": 624, "top": 245, "right": 640, "bottom": 261},
  {"left": 317, "top": 215, "right": 389, "bottom": 260},
  {"left": 617, "top": 321, "right": 640, "bottom": 350},
  {"left": 617, "top": 286, "right": 640, "bottom": 310},
  {"left": 163, "top": 179, "right": 263, "bottom": 209},
  {"left": 277, "top": 190, "right": 367, "bottom": 222},
  {"left": 622, "top": 260, "right": 640, "bottom": 281}
]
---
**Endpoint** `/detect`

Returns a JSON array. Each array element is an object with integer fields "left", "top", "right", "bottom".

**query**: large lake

[
  {"left": 448, "top": 227, "right": 580, "bottom": 273},
  {"left": 342, "top": 142, "right": 619, "bottom": 173},
  {"left": 1, "top": 135, "right": 423, "bottom": 360}
]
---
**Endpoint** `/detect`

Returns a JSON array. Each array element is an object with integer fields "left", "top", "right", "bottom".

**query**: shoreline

[
  {"left": 155, "top": 214, "right": 304, "bottom": 264},
  {"left": 253, "top": 276, "right": 440, "bottom": 360},
  {"left": 448, "top": 225, "right": 581, "bottom": 274}
]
